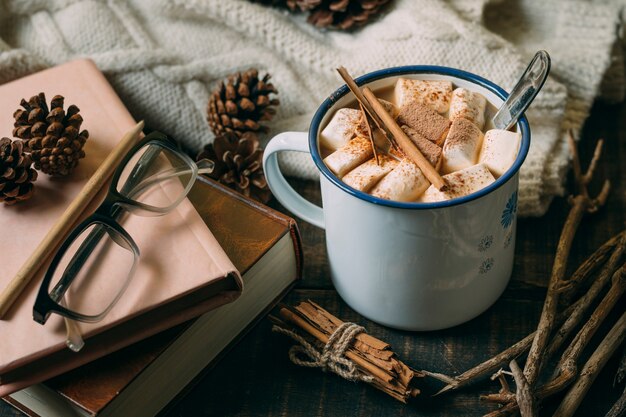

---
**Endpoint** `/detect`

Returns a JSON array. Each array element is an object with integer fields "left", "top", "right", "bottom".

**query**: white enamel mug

[{"left": 263, "top": 66, "right": 530, "bottom": 331}]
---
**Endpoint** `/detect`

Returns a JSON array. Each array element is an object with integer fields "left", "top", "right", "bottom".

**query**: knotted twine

[{"left": 272, "top": 322, "right": 374, "bottom": 383}]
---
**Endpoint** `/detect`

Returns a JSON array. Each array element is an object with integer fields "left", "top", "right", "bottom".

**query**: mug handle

[{"left": 263, "top": 132, "right": 325, "bottom": 229}]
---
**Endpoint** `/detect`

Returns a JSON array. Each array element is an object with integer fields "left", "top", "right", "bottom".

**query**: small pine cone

[
  {"left": 0, "top": 137, "right": 38, "bottom": 205},
  {"left": 13, "top": 93, "right": 89, "bottom": 176},
  {"left": 197, "top": 132, "right": 271, "bottom": 203},
  {"left": 294, "top": 0, "right": 391, "bottom": 30},
  {"left": 207, "top": 69, "right": 279, "bottom": 139}
]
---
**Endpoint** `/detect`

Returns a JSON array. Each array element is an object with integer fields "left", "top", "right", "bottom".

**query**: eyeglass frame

[{"left": 32, "top": 131, "right": 208, "bottom": 325}]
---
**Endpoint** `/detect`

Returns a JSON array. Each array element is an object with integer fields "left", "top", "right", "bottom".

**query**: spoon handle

[{"left": 492, "top": 50, "right": 551, "bottom": 130}]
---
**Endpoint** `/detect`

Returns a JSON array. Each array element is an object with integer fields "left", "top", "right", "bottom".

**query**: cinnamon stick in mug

[{"left": 362, "top": 87, "right": 447, "bottom": 191}]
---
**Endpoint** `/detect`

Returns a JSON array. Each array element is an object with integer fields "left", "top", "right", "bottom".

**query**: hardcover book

[
  {"left": 0, "top": 60, "right": 242, "bottom": 396},
  {"left": 4, "top": 176, "right": 302, "bottom": 417}
]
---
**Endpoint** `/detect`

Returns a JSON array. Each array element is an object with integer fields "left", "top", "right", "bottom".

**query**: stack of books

[{"left": 0, "top": 60, "right": 302, "bottom": 417}]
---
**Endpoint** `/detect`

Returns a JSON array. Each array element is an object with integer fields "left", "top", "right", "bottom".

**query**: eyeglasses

[{"left": 32, "top": 132, "right": 213, "bottom": 352}]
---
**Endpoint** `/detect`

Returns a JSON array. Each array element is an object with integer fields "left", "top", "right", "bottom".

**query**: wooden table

[{"left": 2, "top": 100, "right": 625, "bottom": 416}]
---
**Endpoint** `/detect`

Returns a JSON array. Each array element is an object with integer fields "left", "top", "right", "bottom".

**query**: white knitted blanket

[{"left": 0, "top": 0, "right": 623, "bottom": 216}]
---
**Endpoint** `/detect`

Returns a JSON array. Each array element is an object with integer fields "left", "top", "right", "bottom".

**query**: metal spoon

[{"left": 492, "top": 50, "right": 551, "bottom": 130}]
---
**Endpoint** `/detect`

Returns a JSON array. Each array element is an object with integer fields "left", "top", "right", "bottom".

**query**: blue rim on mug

[{"left": 309, "top": 65, "right": 531, "bottom": 210}]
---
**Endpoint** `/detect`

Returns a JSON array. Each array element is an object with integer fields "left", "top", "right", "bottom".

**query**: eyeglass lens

[
  {"left": 115, "top": 142, "right": 196, "bottom": 213},
  {"left": 48, "top": 222, "right": 137, "bottom": 320}
]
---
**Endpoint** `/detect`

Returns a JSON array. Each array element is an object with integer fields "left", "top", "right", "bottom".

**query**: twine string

[{"left": 272, "top": 322, "right": 374, "bottom": 383}]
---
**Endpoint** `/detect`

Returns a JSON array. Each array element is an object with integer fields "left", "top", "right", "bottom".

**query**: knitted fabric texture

[{"left": 0, "top": 0, "right": 622, "bottom": 215}]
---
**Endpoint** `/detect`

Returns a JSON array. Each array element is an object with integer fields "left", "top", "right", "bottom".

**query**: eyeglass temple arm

[{"left": 121, "top": 161, "right": 213, "bottom": 202}]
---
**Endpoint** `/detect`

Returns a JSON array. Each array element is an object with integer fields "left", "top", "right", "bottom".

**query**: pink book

[{"left": 0, "top": 60, "right": 242, "bottom": 395}]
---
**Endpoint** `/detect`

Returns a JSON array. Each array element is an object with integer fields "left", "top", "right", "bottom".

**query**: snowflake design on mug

[
  {"left": 501, "top": 191, "right": 518, "bottom": 229},
  {"left": 479, "top": 258, "right": 495, "bottom": 274},
  {"left": 478, "top": 234, "right": 494, "bottom": 252},
  {"left": 503, "top": 230, "right": 513, "bottom": 249}
]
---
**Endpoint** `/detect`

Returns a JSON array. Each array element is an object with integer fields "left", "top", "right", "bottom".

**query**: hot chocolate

[{"left": 320, "top": 78, "right": 522, "bottom": 203}]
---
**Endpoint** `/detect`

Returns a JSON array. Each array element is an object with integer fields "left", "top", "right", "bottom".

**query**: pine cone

[
  {"left": 207, "top": 69, "right": 279, "bottom": 139},
  {"left": 13, "top": 93, "right": 89, "bottom": 176},
  {"left": 0, "top": 137, "right": 38, "bottom": 205},
  {"left": 197, "top": 132, "right": 271, "bottom": 203},
  {"left": 293, "top": 0, "right": 391, "bottom": 30}
]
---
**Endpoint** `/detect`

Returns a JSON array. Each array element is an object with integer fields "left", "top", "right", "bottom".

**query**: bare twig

[
  {"left": 492, "top": 368, "right": 512, "bottom": 394},
  {"left": 554, "top": 263, "right": 626, "bottom": 377},
  {"left": 524, "top": 135, "right": 610, "bottom": 385},
  {"left": 616, "top": 347, "right": 626, "bottom": 386},
  {"left": 554, "top": 310, "right": 626, "bottom": 417},
  {"left": 484, "top": 266, "right": 625, "bottom": 415},
  {"left": 548, "top": 236, "right": 626, "bottom": 358},
  {"left": 510, "top": 360, "right": 537, "bottom": 417},
  {"left": 582, "top": 139, "right": 604, "bottom": 186},
  {"left": 481, "top": 359, "right": 577, "bottom": 414},
  {"left": 428, "top": 301, "right": 581, "bottom": 395},
  {"left": 557, "top": 230, "right": 625, "bottom": 297},
  {"left": 427, "top": 332, "right": 535, "bottom": 395},
  {"left": 605, "top": 385, "right": 626, "bottom": 417}
]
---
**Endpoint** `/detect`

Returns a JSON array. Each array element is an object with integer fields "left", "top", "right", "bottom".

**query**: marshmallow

[
  {"left": 420, "top": 164, "right": 495, "bottom": 203},
  {"left": 401, "top": 125, "right": 442, "bottom": 171},
  {"left": 397, "top": 102, "right": 450, "bottom": 146},
  {"left": 442, "top": 118, "right": 484, "bottom": 174},
  {"left": 394, "top": 78, "right": 453, "bottom": 114},
  {"left": 449, "top": 88, "right": 487, "bottom": 130},
  {"left": 479, "top": 129, "right": 522, "bottom": 177},
  {"left": 342, "top": 154, "right": 398, "bottom": 192},
  {"left": 371, "top": 158, "right": 429, "bottom": 202},
  {"left": 320, "top": 108, "right": 361, "bottom": 150},
  {"left": 324, "top": 136, "right": 373, "bottom": 178}
]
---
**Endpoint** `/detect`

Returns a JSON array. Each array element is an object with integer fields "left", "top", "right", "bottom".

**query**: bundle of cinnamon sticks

[{"left": 270, "top": 300, "right": 423, "bottom": 403}]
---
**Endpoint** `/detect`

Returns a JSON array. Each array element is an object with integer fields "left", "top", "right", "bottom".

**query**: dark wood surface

[{"left": 2, "top": 100, "right": 625, "bottom": 416}]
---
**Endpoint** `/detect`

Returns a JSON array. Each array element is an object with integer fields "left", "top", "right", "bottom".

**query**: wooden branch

[
  {"left": 482, "top": 358, "right": 577, "bottom": 414},
  {"left": 567, "top": 131, "right": 584, "bottom": 195},
  {"left": 555, "top": 263, "right": 626, "bottom": 375},
  {"left": 428, "top": 301, "right": 582, "bottom": 395},
  {"left": 524, "top": 137, "right": 609, "bottom": 386},
  {"left": 558, "top": 230, "right": 625, "bottom": 300},
  {"left": 483, "top": 265, "right": 625, "bottom": 415},
  {"left": 510, "top": 360, "right": 537, "bottom": 417},
  {"left": 616, "top": 347, "right": 626, "bottom": 386},
  {"left": 427, "top": 332, "right": 534, "bottom": 395},
  {"left": 554, "top": 309, "right": 626, "bottom": 417},
  {"left": 362, "top": 87, "right": 446, "bottom": 190},
  {"left": 547, "top": 235, "right": 626, "bottom": 358},
  {"left": 605, "top": 385, "right": 626, "bottom": 417},
  {"left": 492, "top": 368, "right": 512, "bottom": 395},
  {"left": 582, "top": 138, "right": 604, "bottom": 185},
  {"left": 523, "top": 194, "right": 587, "bottom": 384}
]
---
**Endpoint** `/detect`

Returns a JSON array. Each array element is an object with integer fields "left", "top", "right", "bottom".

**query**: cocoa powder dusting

[
  {"left": 401, "top": 125, "right": 442, "bottom": 168},
  {"left": 398, "top": 103, "right": 450, "bottom": 146},
  {"left": 445, "top": 118, "right": 482, "bottom": 147}
]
